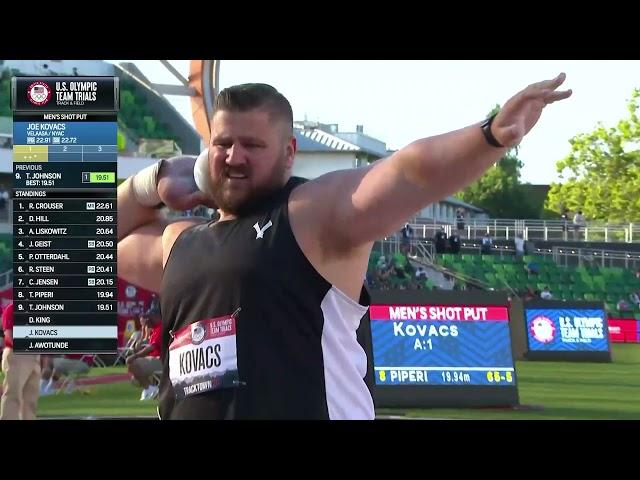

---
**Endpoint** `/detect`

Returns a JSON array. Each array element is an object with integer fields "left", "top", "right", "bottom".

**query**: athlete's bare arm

[
  {"left": 290, "top": 74, "right": 572, "bottom": 300},
  {"left": 117, "top": 156, "right": 215, "bottom": 293}
]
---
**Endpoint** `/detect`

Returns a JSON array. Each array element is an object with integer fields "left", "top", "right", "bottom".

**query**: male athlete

[{"left": 118, "top": 75, "right": 571, "bottom": 419}]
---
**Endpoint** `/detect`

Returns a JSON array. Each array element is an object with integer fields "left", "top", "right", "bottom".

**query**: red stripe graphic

[
  {"left": 370, "top": 305, "right": 509, "bottom": 321},
  {"left": 169, "top": 315, "right": 237, "bottom": 350}
]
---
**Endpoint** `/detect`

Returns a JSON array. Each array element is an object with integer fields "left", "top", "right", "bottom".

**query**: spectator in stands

[
  {"left": 525, "top": 238, "right": 537, "bottom": 255},
  {"left": 127, "top": 307, "right": 163, "bottom": 401},
  {"left": 400, "top": 223, "right": 413, "bottom": 255},
  {"left": 394, "top": 263, "right": 407, "bottom": 280},
  {"left": 375, "top": 256, "right": 389, "bottom": 286},
  {"left": 448, "top": 232, "right": 461, "bottom": 254},
  {"left": 0, "top": 186, "right": 7, "bottom": 220},
  {"left": 540, "top": 286, "right": 553, "bottom": 300},
  {"left": 403, "top": 261, "right": 415, "bottom": 278},
  {"left": 1, "top": 303, "right": 41, "bottom": 420},
  {"left": 365, "top": 271, "right": 375, "bottom": 289},
  {"left": 525, "top": 261, "right": 540, "bottom": 275},
  {"left": 379, "top": 262, "right": 394, "bottom": 289},
  {"left": 434, "top": 227, "right": 447, "bottom": 254},
  {"left": 629, "top": 291, "right": 640, "bottom": 308},
  {"left": 560, "top": 208, "right": 570, "bottom": 237},
  {"left": 617, "top": 298, "right": 632, "bottom": 312},
  {"left": 522, "top": 287, "right": 536, "bottom": 302},
  {"left": 573, "top": 210, "right": 586, "bottom": 240},
  {"left": 481, "top": 233, "right": 493, "bottom": 254},
  {"left": 514, "top": 234, "right": 525, "bottom": 259},
  {"left": 456, "top": 209, "right": 465, "bottom": 237}
]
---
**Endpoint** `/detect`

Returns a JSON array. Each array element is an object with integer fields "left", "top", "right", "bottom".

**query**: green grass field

[
  {"left": 2, "top": 345, "right": 639, "bottom": 419},
  {"left": 1, "top": 367, "right": 158, "bottom": 418}
]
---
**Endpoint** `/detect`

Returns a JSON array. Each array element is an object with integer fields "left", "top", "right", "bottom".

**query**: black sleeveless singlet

[{"left": 158, "top": 177, "right": 374, "bottom": 419}]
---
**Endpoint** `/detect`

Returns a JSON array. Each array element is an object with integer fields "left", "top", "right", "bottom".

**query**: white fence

[
  {"left": 0, "top": 269, "right": 12, "bottom": 288},
  {"left": 411, "top": 218, "right": 639, "bottom": 243}
]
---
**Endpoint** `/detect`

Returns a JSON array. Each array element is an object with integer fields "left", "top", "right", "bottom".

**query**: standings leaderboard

[{"left": 11, "top": 77, "right": 118, "bottom": 353}]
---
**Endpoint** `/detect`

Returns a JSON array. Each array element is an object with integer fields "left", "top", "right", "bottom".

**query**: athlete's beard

[{"left": 211, "top": 156, "right": 288, "bottom": 217}]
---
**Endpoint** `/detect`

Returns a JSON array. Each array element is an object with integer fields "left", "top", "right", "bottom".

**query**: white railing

[
  {"left": 551, "top": 246, "right": 640, "bottom": 270},
  {"left": 415, "top": 241, "right": 433, "bottom": 261},
  {"left": 411, "top": 218, "right": 639, "bottom": 244},
  {"left": 373, "top": 239, "right": 402, "bottom": 257},
  {"left": 0, "top": 269, "right": 13, "bottom": 288},
  {"left": 423, "top": 237, "right": 640, "bottom": 271}
]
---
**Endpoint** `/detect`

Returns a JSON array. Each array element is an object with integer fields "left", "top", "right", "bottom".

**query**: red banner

[
  {"left": 370, "top": 305, "right": 509, "bottom": 322},
  {"left": 608, "top": 318, "right": 640, "bottom": 344}
]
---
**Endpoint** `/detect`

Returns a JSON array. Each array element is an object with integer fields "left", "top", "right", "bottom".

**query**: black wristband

[{"left": 481, "top": 114, "right": 504, "bottom": 148}]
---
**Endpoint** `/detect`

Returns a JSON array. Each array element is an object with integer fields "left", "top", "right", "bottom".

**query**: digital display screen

[
  {"left": 11, "top": 76, "right": 119, "bottom": 354},
  {"left": 525, "top": 307, "right": 609, "bottom": 352},
  {"left": 370, "top": 304, "right": 516, "bottom": 387}
]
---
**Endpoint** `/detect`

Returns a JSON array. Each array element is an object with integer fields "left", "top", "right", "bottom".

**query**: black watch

[{"left": 481, "top": 114, "right": 504, "bottom": 148}]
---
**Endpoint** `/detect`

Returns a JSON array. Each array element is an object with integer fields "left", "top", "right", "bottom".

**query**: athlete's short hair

[{"left": 215, "top": 83, "right": 293, "bottom": 134}]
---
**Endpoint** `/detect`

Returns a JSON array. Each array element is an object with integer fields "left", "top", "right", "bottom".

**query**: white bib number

[{"left": 168, "top": 314, "right": 239, "bottom": 400}]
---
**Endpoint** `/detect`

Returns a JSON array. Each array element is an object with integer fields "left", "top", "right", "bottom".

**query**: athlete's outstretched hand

[{"left": 492, "top": 72, "right": 572, "bottom": 148}]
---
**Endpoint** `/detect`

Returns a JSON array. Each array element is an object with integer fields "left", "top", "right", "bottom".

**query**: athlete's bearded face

[{"left": 209, "top": 109, "right": 296, "bottom": 216}]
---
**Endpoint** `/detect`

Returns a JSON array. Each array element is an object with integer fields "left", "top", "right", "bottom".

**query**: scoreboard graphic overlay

[
  {"left": 369, "top": 290, "right": 519, "bottom": 408},
  {"left": 11, "top": 77, "right": 118, "bottom": 354},
  {"left": 523, "top": 300, "right": 612, "bottom": 362}
]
